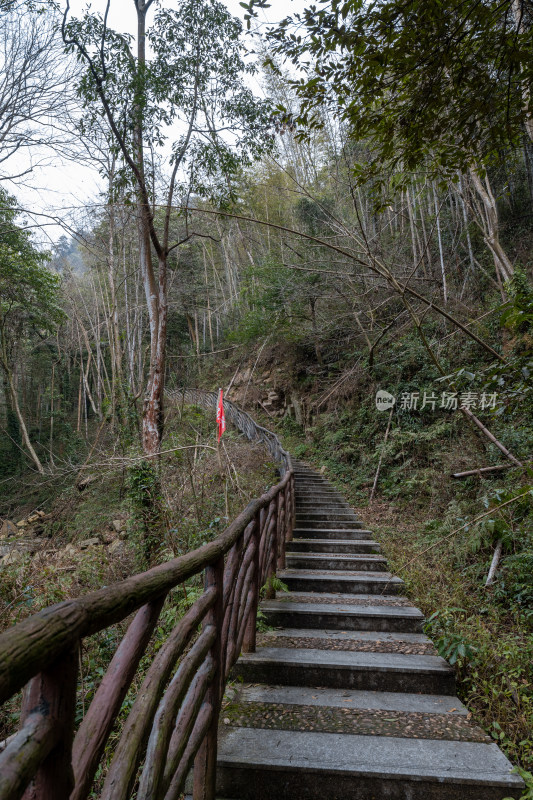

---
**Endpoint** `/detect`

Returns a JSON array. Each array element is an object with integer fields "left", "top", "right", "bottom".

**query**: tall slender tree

[{"left": 62, "top": 0, "right": 271, "bottom": 455}]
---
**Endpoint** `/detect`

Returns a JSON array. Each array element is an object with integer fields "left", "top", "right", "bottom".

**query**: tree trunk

[
  {"left": 3, "top": 361, "right": 45, "bottom": 474},
  {"left": 433, "top": 183, "right": 448, "bottom": 304},
  {"left": 134, "top": 0, "right": 166, "bottom": 458},
  {"left": 468, "top": 167, "right": 513, "bottom": 287}
]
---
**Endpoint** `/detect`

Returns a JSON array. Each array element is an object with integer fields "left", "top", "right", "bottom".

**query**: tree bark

[
  {"left": 1, "top": 359, "right": 45, "bottom": 474},
  {"left": 468, "top": 167, "right": 514, "bottom": 288}
]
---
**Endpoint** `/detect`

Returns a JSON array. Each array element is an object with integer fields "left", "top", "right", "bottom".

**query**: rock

[
  {"left": 27, "top": 514, "right": 41, "bottom": 524},
  {"left": 16, "top": 520, "right": 26, "bottom": 528},
  {"left": 64, "top": 544, "right": 78, "bottom": 556},
  {"left": 112, "top": 519, "right": 124, "bottom": 532},
  {"left": 36, "top": 510, "right": 46, "bottom": 518},
  {"left": 102, "top": 532, "right": 114, "bottom": 545},
  {"left": 0, "top": 520, "right": 17, "bottom": 539},
  {"left": 109, "top": 539, "right": 126, "bottom": 556},
  {"left": 18, "top": 539, "right": 42, "bottom": 554},
  {"left": 1, "top": 550, "right": 21, "bottom": 566},
  {"left": 79, "top": 537, "right": 101, "bottom": 550}
]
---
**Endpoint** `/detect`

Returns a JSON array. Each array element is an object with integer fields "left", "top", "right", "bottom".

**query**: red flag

[{"left": 216, "top": 388, "right": 226, "bottom": 442}]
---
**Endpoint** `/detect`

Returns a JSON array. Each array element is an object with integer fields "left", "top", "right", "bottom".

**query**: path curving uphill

[{"left": 215, "top": 462, "right": 524, "bottom": 800}]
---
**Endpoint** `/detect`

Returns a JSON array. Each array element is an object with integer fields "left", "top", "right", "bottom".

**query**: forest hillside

[{"left": 0, "top": 0, "right": 532, "bottom": 789}]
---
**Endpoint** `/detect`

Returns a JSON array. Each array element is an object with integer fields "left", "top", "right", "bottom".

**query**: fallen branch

[
  {"left": 461, "top": 407, "right": 523, "bottom": 467},
  {"left": 452, "top": 464, "right": 512, "bottom": 478},
  {"left": 452, "top": 461, "right": 531, "bottom": 478},
  {"left": 369, "top": 407, "right": 394, "bottom": 504},
  {"left": 485, "top": 539, "right": 503, "bottom": 586},
  {"left": 382, "top": 488, "right": 532, "bottom": 591}
]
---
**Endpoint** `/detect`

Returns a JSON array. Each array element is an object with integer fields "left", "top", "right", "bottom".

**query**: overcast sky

[{"left": 9, "top": 0, "right": 306, "bottom": 246}]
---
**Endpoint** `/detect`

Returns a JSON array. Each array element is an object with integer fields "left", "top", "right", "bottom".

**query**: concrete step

[
  {"left": 274, "top": 592, "right": 411, "bottom": 605},
  {"left": 294, "top": 478, "right": 330, "bottom": 491},
  {"left": 295, "top": 488, "right": 344, "bottom": 494},
  {"left": 295, "top": 485, "right": 341, "bottom": 491},
  {"left": 296, "top": 506, "right": 352, "bottom": 515},
  {"left": 279, "top": 570, "right": 403, "bottom": 594},
  {"left": 231, "top": 647, "right": 456, "bottom": 694},
  {"left": 295, "top": 519, "right": 366, "bottom": 530},
  {"left": 295, "top": 509, "right": 363, "bottom": 527},
  {"left": 256, "top": 626, "right": 436, "bottom": 655},
  {"left": 286, "top": 553, "right": 388, "bottom": 571},
  {"left": 296, "top": 510, "right": 358, "bottom": 518},
  {"left": 296, "top": 499, "right": 350, "bottom": 506},
  {"left": 286, "top": 538, "right": 381, "bottom": 554},
  {"left": 296, "top": 491, "right": 349, "bottom": 500},
  {"left": 261, "top": 597, "right": 422, "bottom": 631},
  {"left": 234, "top": 681, "right": 467, "bottom": 714},
  {"left": 292, "top": 528, "right": 374, "bottom": 540},
  {"left": 217, "top": 727, "right": 524, "bottom": 800}
]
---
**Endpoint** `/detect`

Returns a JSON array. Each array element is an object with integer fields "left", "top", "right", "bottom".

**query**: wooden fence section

[
  {"left": 167, "top": 388, "right": 291, "bottom": 475},
  {"left": 0, "top": 397, "right": 294, "bottom": 800}
]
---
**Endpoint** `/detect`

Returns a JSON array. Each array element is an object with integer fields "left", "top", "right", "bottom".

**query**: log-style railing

[
  {"left": 0, "top": 396, "right": 294, "bottom": 800},
  {"left": 167, "top": 388, "right": 291, "bottom": 475}
]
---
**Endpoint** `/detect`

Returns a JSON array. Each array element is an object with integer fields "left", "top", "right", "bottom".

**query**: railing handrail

[
  {"left": 168, "top": 388, "right": 291, "bottom": 474},
  {"left": 0, "top": 476, "right": 288, "bottom": 705},
  {"left": 0, "top": 394, "right": 295, "bottom": 800}
]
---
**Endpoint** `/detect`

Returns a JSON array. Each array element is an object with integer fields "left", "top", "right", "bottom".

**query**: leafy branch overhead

[{"left": 245, "top": 0, "right": 533, "bottom": 182}]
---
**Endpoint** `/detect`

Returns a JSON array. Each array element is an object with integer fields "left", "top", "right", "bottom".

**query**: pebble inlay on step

[{"left": 217, "top": 461, "right": 524, "bottom": 799}]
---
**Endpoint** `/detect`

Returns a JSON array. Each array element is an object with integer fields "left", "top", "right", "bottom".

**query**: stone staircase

[{"left": 214, "top": 463, "right": 524, "bottom": 799}]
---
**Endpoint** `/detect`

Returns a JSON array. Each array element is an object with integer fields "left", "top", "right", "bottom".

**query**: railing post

[
  {"left": 242, "top": 513, "right": 260, "bottom": 653},
  {"left": 265, "top": 496, "right": 279, "bottom": 600},
  {"left": 21, "top": 647, "right": 78, "bottom": 800},
  {"left": 193, "top": 556, "right": 224, "bottom": 800},
  {"left": 277, "top": 489, "right": 287, "bottom": 571},
  {"left": 289, "top": 472, "right": 295, "bottom": 540}
]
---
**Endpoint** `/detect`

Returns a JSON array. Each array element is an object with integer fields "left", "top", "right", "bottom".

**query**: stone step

[
  {"left": 297, "top": 495, "right": 345, "bottom": 500},
  {"left": 296, "top": 499, "right": 350, "bottom": 506},
  {"left": 261, "top": 597, "right": 422, "bottom": 631},
  {"left": 295, "top": 488, "right": 344, "bottom": 495},
  {"left": 279, "top": 570, "right": 403, "bottom": 594},
  {"left": 275, "top": 592, "right": 411, "bottom": 606},
  {"left": 295, "top": 510, "right": 351, "bottom": 517},
  {"left": 294, "top": 486, "right": 340, "bottom": 493},
  {"left": 231, "top": 647, "right": 456, "bottom": 694},
  {"left": 296, "top": 510, "right": 359, "bottom": 520},
  {"left": 256, "top": 626, "right": 436, "bottom": 656},
  {"left": 295, "top": 519, "right": 366, "bottom": 529},
  {"left": 286, "top": 538, "right": 381, "bottom": 554},
  {"left": 292, "top": 528, "right": 374, "bottom": 540},
  {"left": 235, "top": 682, "right": 467, "bottom": 714},
  {"left": 294, "top": 478, "right": 330, "bottom": 491},
  {"left": 295, "top": 496, "right": 345, "bottom": 503},
  {"left": 217, "top": 728, "right": 524, "bottom": 800},
  {"left": 286, "top": 553, "right": 388, "bottom": 571}
]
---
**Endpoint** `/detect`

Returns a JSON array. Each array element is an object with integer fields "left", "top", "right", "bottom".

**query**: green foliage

[
  {"left": 64, "top": 0, "right": 273, "bottom": 205},
  {"left": 424, "top": 608, "right": 478, "bottom": 665},
  {"left": 0, "top": 189, "right": 62, "bottom": 334},
  {"left": 483, "top": 270, "right": 533, "bottom": 417},
  {"left": 504, "top": 766, "right": 533, "bottom": 799},
  {"left": 261, "top": 574, "right": 289, "bottom": 598},
  {"left": 254, "top": 0, "right": 533, "bottom": 184},
  {"left": 127, "top": 460, "right": 165, "bottom": 566}
]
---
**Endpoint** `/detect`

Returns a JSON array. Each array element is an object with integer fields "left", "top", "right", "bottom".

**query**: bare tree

[{"left": 0, "top": 2, "right": 77, "bottom": 184}]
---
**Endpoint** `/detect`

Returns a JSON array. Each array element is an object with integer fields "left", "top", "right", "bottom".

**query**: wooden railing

[
  {"left": 167, "top": 388, "right": 291, "bottom": 475},
  {"left": 0, "top": 398, "right": 294, "bottom": 800}
]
